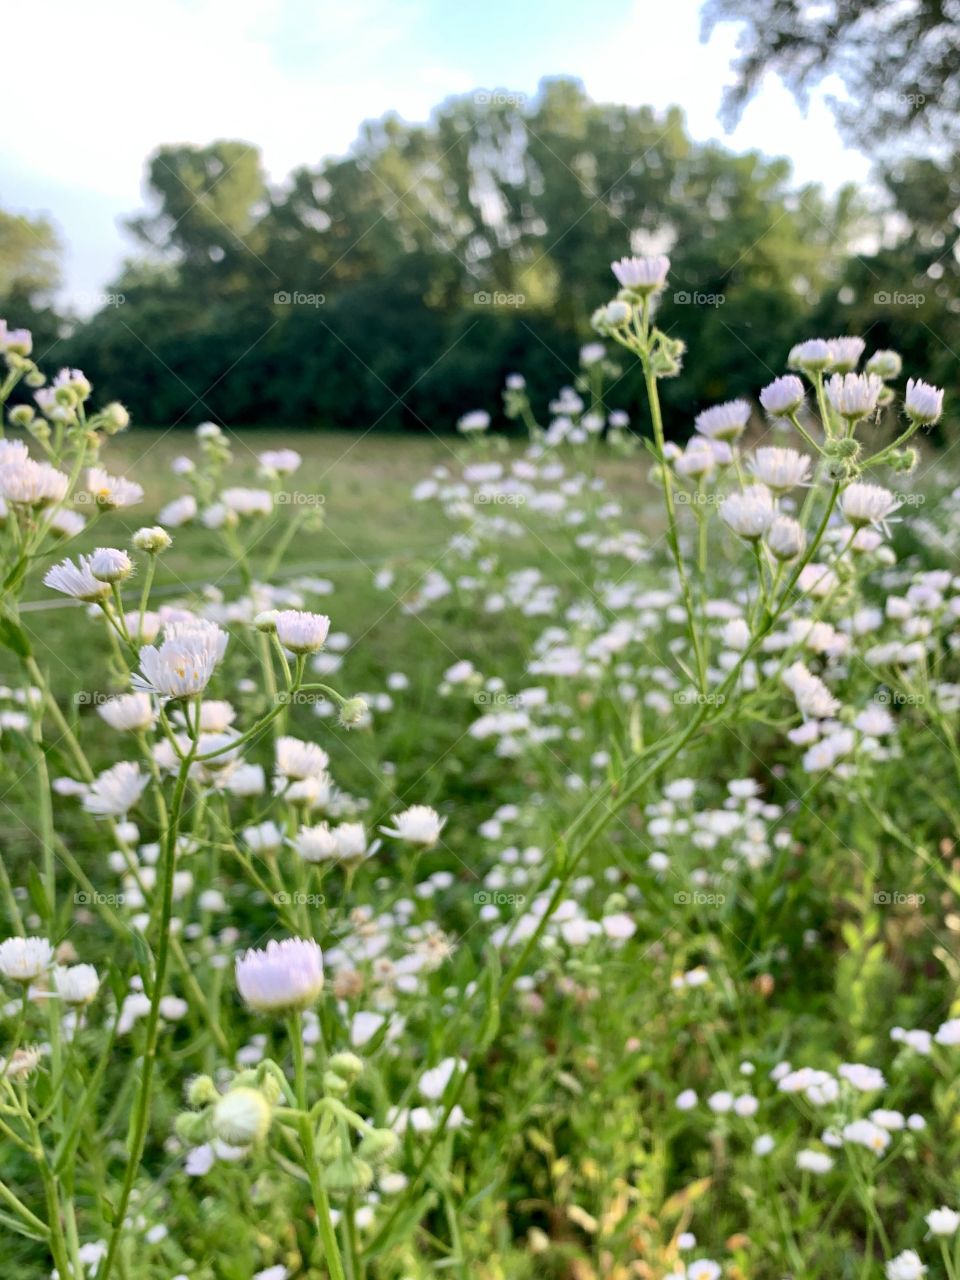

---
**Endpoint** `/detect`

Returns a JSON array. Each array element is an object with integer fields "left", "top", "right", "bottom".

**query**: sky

[{"left": 2, "top": 0, "right": 872, "bottom": 310}]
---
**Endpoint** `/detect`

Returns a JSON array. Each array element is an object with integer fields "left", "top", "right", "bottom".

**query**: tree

[
  {"left": 703, "top": 0, "right": 960, "bottom": 148},
  {"left": 64, "top": 80, "right": 862, "bottom": 431}
]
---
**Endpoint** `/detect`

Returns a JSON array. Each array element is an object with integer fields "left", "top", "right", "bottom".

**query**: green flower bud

[
  {"left": 8, "top": 405, "right": 34, "bottom": 428},
  {"left": 175, "top": 1111, "right": 210, "bottom": 1144},
  {"left": 211, "top": 1087, "right": 271, "bottom": 1146},
  {"left": 338, "top": 697, "right": 368, "bottom": 728},
  {"left": 323, "top": 1070, "right": 349, "bottom": 1097},
  {"left": 323, "top": 1155, "right": 374, "bottom": 1194},
  {"left": 357, "top": 1127, "right": 399, "bottom": 1164},
  {"left": 186, "top": 1074, "right": 219, "bottom": 1107},
  {"left": 328, "top": 1052, "right": 363, "bottom": 1083}
]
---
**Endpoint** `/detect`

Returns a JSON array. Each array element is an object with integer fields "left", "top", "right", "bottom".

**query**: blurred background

[{"left": 3, "top": 0, "right": 956, "bottom": 437}]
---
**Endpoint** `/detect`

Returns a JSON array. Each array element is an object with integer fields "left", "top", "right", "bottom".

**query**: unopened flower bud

[
  {"left": 133, "top": 526, "right": 172, "bottom": 554},
  {"left": 211, "top": 1087, "right": 271, "bottom": 1145},
  {"left": 102, "top": 402, "right": 130, "bottom": 433},
  {"left": 8, "top": 405, "right": 34, "bottom": 428},
  {"left": 357, "top": 1127, "right": 400, "bottom": 1163},
  {"left": 175, "top": 1111, "right": 210, "bottom": 1144},
  {"left": 324, "top": 1070, "right": 350, "bottom": 1096},
  {"left": 254, "top": 610, "right": 279, "bottom": 633},
  {"left": 90, "top": 547, "right": 133, "bottom": 583},
  {"left": 323, "top": 1155, "right": 374, "bottom": 1194},
  {"left": 339, "top": 696, "right": 368, "bottom": 728},
  {"left": 329, "top": 1052, "right": 364, "bottom": 1082},
  {"left": 187, "top": 1074, "right": 219, "bottom": 1107}
]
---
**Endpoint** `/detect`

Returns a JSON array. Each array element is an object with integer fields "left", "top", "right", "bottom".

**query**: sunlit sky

[{"left": 3, "top": 0, "right": 871, "bottom": 309}]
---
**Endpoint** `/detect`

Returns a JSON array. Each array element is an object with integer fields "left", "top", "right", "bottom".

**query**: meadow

[{"left": 1, "top": 261, "right": 959, "bottom": 1280}]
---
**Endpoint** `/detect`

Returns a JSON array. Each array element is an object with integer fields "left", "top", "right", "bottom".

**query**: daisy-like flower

[
  {"left": 675, "top": 437, "right": 717, "bottom": 479},
  {"left": 0, "top": 458, "right": 69, "bottom": 507},
  {"left": 258, "top": 448, "right": 302, "bottom": 475},
  {"left": 783, "top": 661, "right": 839, "bottom": 719},
  {"left": 275, "top": 736, "right": 329, "bottom": 781},
  {"left": 788, "top": 339, "right": 832, "bottom": 373},
  {"left": 221, "top": 487, "right": 272, "bottom": 517},
  {"left": 0, "top": 439, "right": 29, "bottom": 466},
  {"left": 905, "top": 377, "right": 944, "bottom": 425},
  {"left": 695, "top": 398, "right": 751, "bottom": 442},
  {"left": 0, "top": 936, "right": 54, "bottom": 983},
  {"left": 765, "top": 515, "right": 805, "bottom": 561},
  {"left": 53, "top": 963, "right": 100, "bottom": 1005},
  {"left": 85, "top": 466, "right": 144, "bottom": 509},
  {"left": 157, "top": 495, "right": 197, "bottom": 527},
  {"left": 826, "top": 372, "right": 883, "bottom": 421},
  {"left": 825, "top": 336, "right": 866, "bottom": 372},
  {"left": 97, "top": 693, "right": 155, "bottom": 732},
  {"left": 291, "top": 822, "right": 339, "bottom": 863},
  {"left": 0, "top": 322, "right": 32, "bottom": 356},
  {"left": 841, "top": 482, "right": 899, "bottom": 528},
  {"left": 796, "top": 1149, "right": 833, "bottom": 1173},
  {"left": 48, "top": 508, "right": 86, "bottom": 538},
  {"left": 926, "top": 1206, "right": 960, "bottom": 1237},
  {"left": 0, "top": 1045, "right": 42, "bottom": 1078},
  {"left": 457, "top": 410, "right": 490, "bottom": 434},
  {"left": 749, "top": 447, "right": 811, "bottom": 493},
  {"left": 842, "top": 1118, "right": 890, "bottom": 1154},
  {"left": 686, "top": 1262, "right": 721, "bottom": 1280},
  {"left": 83, "top": 761, "right": 148, "bottom": 817},
  {"left": 235, "top": 937, "right": 324, "bottom": 1013},
  {"left": 380, "top": 804, "right": 446, "bottom": 848},
  {"left": 759, "top": 374, "right": 805, "bottom": 417},
  {"left": 134, "top": 625, "right": 227, "bottom": 699},
  {"left": 44, "top": 555, "right": 111, "bottom": 602},
  {"left": 274, "top": 609, "right": 331, "bottom": 655},
  {"left": 333, "top": 821, "right": 375, "bottom": 866},
  {"left": 885, "top": 1250, "right": 927, "bottom": 1280},
  {"left": 719, "top": 485, "right": 774, "bottom": 540},
  {"left": 838, "top": 1062, "right": 886, "bottom": 1091},
  {"left": 610, "top": 253, "right": 670, "bottom": 294}
]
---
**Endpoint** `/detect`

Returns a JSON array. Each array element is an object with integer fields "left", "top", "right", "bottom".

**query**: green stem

[{"left": 288, "top": 1011, "right": 347, "bottom": 1280}]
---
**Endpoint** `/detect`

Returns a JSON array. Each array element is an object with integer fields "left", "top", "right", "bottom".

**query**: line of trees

[{"left": 3, "top": 78, "right": 956, "bottom": 435}]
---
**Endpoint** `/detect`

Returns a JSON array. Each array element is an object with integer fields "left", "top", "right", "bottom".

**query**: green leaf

[
  {"left": 0, "top": 614, "right": 31, "bottom": 658},
  {"left": 26, "top": 864, "right": 51, "bottom": 921}
]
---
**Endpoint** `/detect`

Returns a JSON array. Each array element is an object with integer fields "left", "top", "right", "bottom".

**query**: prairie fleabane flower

[
  {"left": 235, "top": 938, "right": 324, "bottom": 1013},
  {"left": 0, "top": 936, "right": 54, "bottom": 982},
  {"left": 83, "top": 761, "right": 148, "bottom": 817},
  {"left": 720, "top": 486, "right": 774, "bottom": 540},
  {"left": 695, "top": 399, "right": 751, "bottom": 442},
  {"left": 380, "top": 804, "right": 445, "bottom": 847},
  {"left": 44, "top": 556, "right": 112, "bottom": 602},
  {"left": 904, "top": 377, "right": 944, "bottom": 425},
  {"left": 274, "top": 609, "right": 331, "bottom": 654},
  {"left": 610, "top": 254, "right": 670, "bottom": 295}
]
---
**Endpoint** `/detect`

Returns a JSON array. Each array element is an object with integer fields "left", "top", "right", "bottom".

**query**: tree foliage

[
  {"left": 62, "top": 78, "right": 951, "bottom": 436},
  {"left": 703, "top": 0, "right": 960, "bottom": 148}
]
